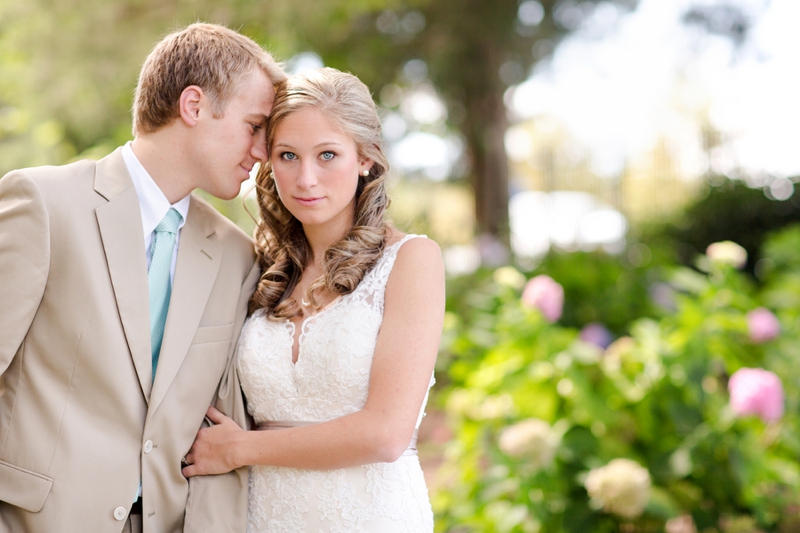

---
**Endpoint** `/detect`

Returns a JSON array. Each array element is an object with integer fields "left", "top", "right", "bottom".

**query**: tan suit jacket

[{"left": 0, "top": 148, "right": 258, "bottom": 532}]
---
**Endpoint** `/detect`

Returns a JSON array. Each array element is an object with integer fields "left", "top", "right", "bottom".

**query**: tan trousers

[{"left": 123, "top": 514, "right": 142, "bottom": 533}]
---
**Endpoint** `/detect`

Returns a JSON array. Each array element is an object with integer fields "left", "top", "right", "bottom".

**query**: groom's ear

[{"left": 178, "top": 85, "right": 205, "bottom": 127}]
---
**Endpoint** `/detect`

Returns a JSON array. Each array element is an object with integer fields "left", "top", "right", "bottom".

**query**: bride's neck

[{"left": 301, "top": 215, "right": 354, "bottom": 268}]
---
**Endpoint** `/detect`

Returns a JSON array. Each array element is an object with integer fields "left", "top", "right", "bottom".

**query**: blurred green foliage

[
  {"left": 433, "top": 225, "right": 800, "bottom": 532},
  {"left": 443, "top": 248, "right": 665, "bottom": 361},
  {"left": 652, "top": 178, "right": 800, "bottom": 276},
  {"left": 529, "top": 250, "right": 667, "bottom": 335}
]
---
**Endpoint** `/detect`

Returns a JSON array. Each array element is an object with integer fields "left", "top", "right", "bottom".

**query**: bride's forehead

[
  {"left": 273, "top": 111, "right": 356, "bottom": 148},
  {"left": 278, "top": 107, "right": 341, "bottom": 132}
]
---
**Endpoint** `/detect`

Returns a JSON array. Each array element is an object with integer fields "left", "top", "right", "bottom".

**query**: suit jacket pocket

[
  {"left": 183, "top": 467, "right": 248, "bottom": 533},
  {"left": 191, "top": 323, "right": 234, "bottom": 345},
  {"left": 0, "top": 459, "right": 53, "bottom": 512}
]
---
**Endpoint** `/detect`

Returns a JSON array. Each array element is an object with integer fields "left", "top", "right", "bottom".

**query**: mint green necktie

[{"left": 148, "top": 208, "right": 182, "bottom": 381}]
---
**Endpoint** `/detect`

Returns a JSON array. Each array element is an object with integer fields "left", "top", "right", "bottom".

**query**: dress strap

[
  {"left": 386, "top": 234, "right": 426, "bottom": 256},
  {"left": 368, "top": 234, "right": 426, "bottom": 285}
]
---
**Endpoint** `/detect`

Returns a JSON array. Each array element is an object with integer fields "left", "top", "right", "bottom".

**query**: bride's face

[{"left": 270, "top": 107, "right": 372, "bottom": 233}]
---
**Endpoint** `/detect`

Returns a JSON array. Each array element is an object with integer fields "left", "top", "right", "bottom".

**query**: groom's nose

[{"left": 250, "top": 132, "right": 268, "bottom": 163}]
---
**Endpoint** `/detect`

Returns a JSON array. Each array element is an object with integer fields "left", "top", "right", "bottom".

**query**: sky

[{"left": 510, "top": 0, "right": 800, "bottom": 180}]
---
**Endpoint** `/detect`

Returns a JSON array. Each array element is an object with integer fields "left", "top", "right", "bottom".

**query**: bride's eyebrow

[
  {"left": 273, "top": 141, "right": 344, "bottom": 150},
  {"left": 312, "top": 142, "right": 343, "bottom": 149}
]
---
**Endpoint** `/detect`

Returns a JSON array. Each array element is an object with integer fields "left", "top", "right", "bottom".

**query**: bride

[{"left": 182, "top": 67, "right": 444, "bottom": 532}]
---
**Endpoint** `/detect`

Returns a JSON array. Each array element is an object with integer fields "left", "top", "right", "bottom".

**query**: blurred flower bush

[{"left": 432, "top": 225, "right": 800, "bottom": 532}]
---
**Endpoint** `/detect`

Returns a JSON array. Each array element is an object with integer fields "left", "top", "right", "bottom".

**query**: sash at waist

[{"left": 256, "top": 420, "right": 419, "bottom": 457}]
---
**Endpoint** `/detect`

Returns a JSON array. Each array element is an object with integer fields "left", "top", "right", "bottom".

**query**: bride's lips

[{"left": 294, "top": 196, "right": 324, "bottom": 207}]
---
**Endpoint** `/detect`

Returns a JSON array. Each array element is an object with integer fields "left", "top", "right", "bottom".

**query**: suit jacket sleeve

[
  {"left": 183, "top": 258, "right": 260, "bottom": 533},
  {"left": 214, "top": 259, "right": 260, "bottom": 430},
  {"left": 0, "top": 171, "right": 50, "bottom": 375}
]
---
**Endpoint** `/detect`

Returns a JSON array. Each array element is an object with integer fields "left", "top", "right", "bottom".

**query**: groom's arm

[
  {"left": 213, "top": 258, "right": 260, "bottom": 430},
  {"left": 0, "top": 171, "right": 50, "bottom": 375},
  {"left": 183, "top": 258, "right": 259, "bottom": 533}
]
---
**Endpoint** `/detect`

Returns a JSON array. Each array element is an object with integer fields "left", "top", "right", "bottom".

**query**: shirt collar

[{"left": 122, "top": 141, "right": 190, "bottom": 239}]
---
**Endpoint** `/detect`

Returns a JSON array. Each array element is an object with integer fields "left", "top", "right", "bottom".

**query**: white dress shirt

[
  {"left": 122, "top": 142, "right": 191, "bottom": 502},
  {"left": 121, "top": 141, "right": 190, "bottom": 282}
]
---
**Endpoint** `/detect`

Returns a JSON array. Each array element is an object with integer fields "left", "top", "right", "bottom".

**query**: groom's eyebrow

[{"left": 246, "top": 113, "right": 268, "bottom": 124}]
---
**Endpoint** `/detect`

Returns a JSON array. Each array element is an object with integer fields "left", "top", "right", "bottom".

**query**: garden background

[{"left": 3, "top": 0, "right": 800, "bottom": 531}]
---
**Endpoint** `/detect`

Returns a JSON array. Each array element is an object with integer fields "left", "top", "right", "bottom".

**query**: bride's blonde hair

[{"left": 250, "top": 67, "right": 390, "bottom": 319}]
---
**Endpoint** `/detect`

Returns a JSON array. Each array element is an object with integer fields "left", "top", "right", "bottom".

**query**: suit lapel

[
  {"left": 148, "top": 196, "right": 221, "bottom": 416},
  {"left": 94, "top": 149, "right": 153, "bottom": 400}
]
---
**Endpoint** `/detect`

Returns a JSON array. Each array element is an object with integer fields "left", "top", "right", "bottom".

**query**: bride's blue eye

[
  {"left": 281, "top": 152, "right": 297, "bottom": 161},
  {"left": 321, "top": 151, "right": 335, "bottom": 161}
]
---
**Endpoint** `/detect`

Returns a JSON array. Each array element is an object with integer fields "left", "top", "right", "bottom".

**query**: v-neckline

[
  {"left": 287, "top": 294, "right": 344, "bottom": 366},
  {"left": 282, "top": 236, "right": 413, "bottom": 366}
]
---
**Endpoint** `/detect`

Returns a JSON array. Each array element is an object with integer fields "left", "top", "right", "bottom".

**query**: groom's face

[{"left": 194, "top": 69, "right": 274, "bottom": 200}]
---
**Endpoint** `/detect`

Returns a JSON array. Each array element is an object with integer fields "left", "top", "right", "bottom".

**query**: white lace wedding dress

[{"left": 237, "top": 235, "right": 435, "bottom": 533}]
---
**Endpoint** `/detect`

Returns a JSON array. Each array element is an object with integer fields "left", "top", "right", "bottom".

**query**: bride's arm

[{"left": 183, "top": 236, "right": 445, "bottom": 476}]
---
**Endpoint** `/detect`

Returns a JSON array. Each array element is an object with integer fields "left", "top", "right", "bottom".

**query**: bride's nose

[{"left": 296, "top": 163, "right": 318, "bottom": 191}]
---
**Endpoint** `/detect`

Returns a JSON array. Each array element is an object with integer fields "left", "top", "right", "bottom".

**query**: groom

[{"left": 0, "top": 23, "right": 284, "bottom": 532}]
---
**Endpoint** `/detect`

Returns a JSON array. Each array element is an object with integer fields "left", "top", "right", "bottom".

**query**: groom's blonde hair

[{"left": 132, "top": 23, "right": 285, "bottom": 135}]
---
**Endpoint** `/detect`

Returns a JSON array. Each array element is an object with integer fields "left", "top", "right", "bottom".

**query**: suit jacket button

[
  {"left": 113, "top": 506, "right": 127, "bottom": 521},
  {"left": 143, "top": 440, "right": 153, "bottom": 453}
]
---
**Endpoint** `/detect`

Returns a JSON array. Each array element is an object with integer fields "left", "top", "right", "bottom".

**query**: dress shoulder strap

[
  {"left": 372, "top": 234, "right": 425, "bottom": 282},
  {"left": 356, "top": 234, "right": 426, "bottom": 309}
]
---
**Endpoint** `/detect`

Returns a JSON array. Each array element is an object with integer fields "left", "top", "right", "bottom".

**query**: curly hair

[{"left": 250, "top": 67, "right": 391, "bottom": 319}]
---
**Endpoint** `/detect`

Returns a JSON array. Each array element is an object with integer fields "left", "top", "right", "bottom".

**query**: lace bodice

[{"left": 237, "top": 234, "right": 434, "bottom": 532}]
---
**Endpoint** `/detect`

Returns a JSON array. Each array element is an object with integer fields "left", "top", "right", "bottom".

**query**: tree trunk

[{"left": 461, "top": 86, "right": 510, "bottom": 254}]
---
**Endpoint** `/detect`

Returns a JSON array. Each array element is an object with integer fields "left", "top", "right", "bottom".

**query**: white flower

[
  {"left": 446, "top": 389, "right": 474, "bottom": 417},
  {"left": 472, "top": 394, "right": 516, "bottom": 420},
  {"left": 498, "top": 418, "right": 558, "bottom": 470},
  {"left": 706, "top": 241, "right": 747, "bottom": 269},
  {"left": 666, "top": 515, "right": 697, "bottom": 533},
  {"left": 493, "top": 266, "right": 526, "bottom": 289},
  {"left": 585, "top": 458, "right": 651, "bottom": 518}
]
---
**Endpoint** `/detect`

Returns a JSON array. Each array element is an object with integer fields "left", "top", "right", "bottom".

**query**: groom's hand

[{"left": 182, "top": 406, "right": 245, "bottom": 477}]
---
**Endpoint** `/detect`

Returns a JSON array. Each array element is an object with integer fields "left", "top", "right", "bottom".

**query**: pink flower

[
  {"left": 747, "top": 307, "right": 780, "bottom": 343},
  {"left": 728, "top": 367, "right": 784, "bottom": 422},
  {"left": 522, "top": 275, "right": 564, "bottom": 323},
  {"left": 580, "top": 323, "right": 614, "bottom": 349}
]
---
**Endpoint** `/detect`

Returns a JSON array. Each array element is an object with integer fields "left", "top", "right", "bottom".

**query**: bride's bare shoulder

[
  {"left": 383, "top": 230, "right": 444, "bottom": 307},
  {"left": 382, "top": 225, "right": 441, "bottom": 268}
]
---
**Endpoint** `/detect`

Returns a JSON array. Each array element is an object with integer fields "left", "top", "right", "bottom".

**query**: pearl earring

[{"left": 361, "top": 169, "right": 370, "bottom": 177}]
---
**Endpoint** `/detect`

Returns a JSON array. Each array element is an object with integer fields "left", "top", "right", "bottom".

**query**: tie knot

[{"left": 155, "top": 208, "right": 182, "bottom": 235}]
